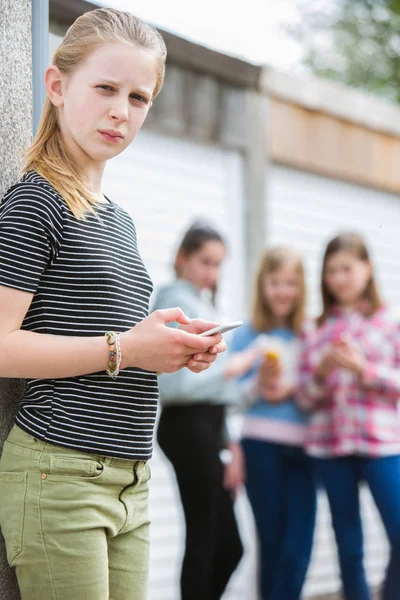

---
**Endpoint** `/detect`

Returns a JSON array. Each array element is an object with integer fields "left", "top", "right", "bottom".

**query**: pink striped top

[{"left": 297, "top": 306, "right": 400, "bottom": 458}]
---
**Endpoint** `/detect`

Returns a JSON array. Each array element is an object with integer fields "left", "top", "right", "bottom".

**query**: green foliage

[{"left": 293, "top": 0, "right": 400, "bottom": 103}]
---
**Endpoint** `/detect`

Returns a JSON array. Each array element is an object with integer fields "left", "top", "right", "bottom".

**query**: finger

[
  {"left": 192, "top": 352, "right": 217, "bottom": 364},
  {"left": 216, "top": 340, "right": 227, "bottom": 352},
  {"left": 155, "top": 307, "right": 191, "bottom": 326},
  {"left": 260, "top": 361, "right": 278, "bottom": 372},
  {"left": 189, "top": 318, "right": 220, "bottom": 335},
  {"left": 203, "top": 344, "right": 225, "bottom": 362},
  {"left": 264, "top": 358, "right": 280, "bottom": 366},
  {"left": 331, "top": 353, "right": 350, "bottom": 368},
  {"left": 188, "top": 357, "right": 213, "bottom": 371},
  {"left": 332, "top": 349, "right": 350, "bottom": 364},
  {"left": 269, "top": 366, "right": 281, "bottom": 376},
  {"left": 187, "top": 360, "right": 212, "bottom": 373},
  {"left": 190, "top": 358, "right": 217, "bottom": 371},
  {"left": 331, "top": 347, "right": 346, "bottom": 358},
  {"left": 172, "top": 361, "right": 190, "bottom": 372},
  {"left": 182, "top": 332, "right": 223, "bottom": 352}
]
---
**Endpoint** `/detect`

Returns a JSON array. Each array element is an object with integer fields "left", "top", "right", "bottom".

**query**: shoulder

[
  {"left": 299, "top": 317, "right": 323, "bottom": 346},
  {"left": 370, "top": 306, "right": 400, "bottom": 334},
  {"left": 300, "top": 318, "right": 318, "bottom": 336},
  {"left": 112, "top": 202, "right": 136, "bottom": 231},
  {"left": 231, "top": 320, "right": 258, "bottom": 348},
  {"left": 1, "top": 172, "right": 65, "bottom": 225},
  {"left": 152, "top": 281, "right": 194, "bottom": 311}
]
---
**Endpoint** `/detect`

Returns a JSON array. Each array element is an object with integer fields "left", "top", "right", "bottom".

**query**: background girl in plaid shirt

[{"left": 298, "top": 233, "right": 400, "bottom": 600}]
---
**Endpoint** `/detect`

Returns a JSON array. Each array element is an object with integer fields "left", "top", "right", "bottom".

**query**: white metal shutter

[
  {"left": 267, "top": 164, "right": 395, "bottom": 597},
  {"left": 103, "top": 130, "right": 255, "bottom": 599}
]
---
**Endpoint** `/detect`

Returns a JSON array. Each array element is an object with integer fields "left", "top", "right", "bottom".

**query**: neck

[
  {"left": 85, "top": 164, "right": 106, "bottom": 199},
  {"left": 179, "top": 278, "right": 202, "bottom": 291},
  {"left": 60, "top": 123, "right": 106, "bottom": 197},
  {"left": 338, "top": 300, "right": 361, "bottom": 311},
  {"left": 273, "top": 316, "right": 289, "bottom": 327}
]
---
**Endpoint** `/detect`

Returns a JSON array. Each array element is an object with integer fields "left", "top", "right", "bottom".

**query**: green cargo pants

[{"left": 0, "top": 425, "right": 151, "bottom": 600}]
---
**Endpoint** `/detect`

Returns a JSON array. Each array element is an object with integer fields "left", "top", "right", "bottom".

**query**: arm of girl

[
  {"left": 296, "top": 330, "right": 330, "bottom": 411},
  {"left": 0, "top": 285, "right": 224, "bottom": 379},
  {"left": 223, "top": 347, "right": 260, "bottom": 380},
  {"left": 223, "top": 442, "right": 245, "bottom": 500},
  {"left": 224, "top": 325, "right": 262, "bottom": 407}
]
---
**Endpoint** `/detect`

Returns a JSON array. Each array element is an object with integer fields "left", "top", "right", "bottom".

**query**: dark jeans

[
  {"left": 157, "top": 404, "right": 243, "bottom": 600},
  {"left": 315, "top": 455, "right": 400, "bottom": 600},
  {"left": 241, "top": 438, "right": 316, "bottom": 600}
]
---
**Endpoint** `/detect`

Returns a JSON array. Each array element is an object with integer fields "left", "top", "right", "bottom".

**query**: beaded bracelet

[{"left": 105, "top": 331, "right": 122, "bottom": 379}]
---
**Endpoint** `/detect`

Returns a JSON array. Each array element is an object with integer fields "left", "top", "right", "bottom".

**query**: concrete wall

[{"left": 0, "top": 0, "right": 32, "bottom": 597}]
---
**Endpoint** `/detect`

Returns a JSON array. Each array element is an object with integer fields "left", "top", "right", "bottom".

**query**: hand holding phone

[{"left": 199, "top": 321, "right": 243, "bottom": 337}]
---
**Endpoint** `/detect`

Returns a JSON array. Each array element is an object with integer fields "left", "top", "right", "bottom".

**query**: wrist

[
  {"left": 104, "top": 331, "right": 122, "bottom": 379},
  {"left": 118, "top": 330, "right": 137, "bottom": 370}
]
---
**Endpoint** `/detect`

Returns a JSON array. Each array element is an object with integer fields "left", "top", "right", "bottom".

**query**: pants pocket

[
  {"left": 0, "top": 471, "right": 27, "bottom": 565},
  {"left": 46, "top": 455, "right": 104, "bottom": 480}
]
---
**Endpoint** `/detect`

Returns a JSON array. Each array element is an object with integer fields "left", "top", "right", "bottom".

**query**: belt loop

[{"left": 37, "top": 442, "right": 49, "bottom": 474}]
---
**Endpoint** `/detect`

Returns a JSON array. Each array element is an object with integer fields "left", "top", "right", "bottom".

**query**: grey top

[{"left": 152, "top": 279, "right": 236, "bottom": 407}]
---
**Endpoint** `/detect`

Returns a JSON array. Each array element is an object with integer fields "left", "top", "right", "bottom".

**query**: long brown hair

[
  {"left": 25, "top": 8, "right": 167, "bottom": 219},
  {"left": 317, "top": 233, "right": 383, "bottom": 326},
  {"left": 251, "top": 246, "right": 306, "bottom": 334},
  {"left": 174, "top": 221, "right": 225, "bottom": 306}
]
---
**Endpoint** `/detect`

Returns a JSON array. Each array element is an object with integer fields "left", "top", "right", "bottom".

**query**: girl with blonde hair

[
  {"left": 231, "top": 246, "right": 316, "bottom": 600},
  {"left": 0, "top": 9, "right": 225, "bottom": 600}
]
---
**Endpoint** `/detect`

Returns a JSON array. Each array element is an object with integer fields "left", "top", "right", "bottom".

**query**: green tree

[{"left": 292, "top": 0, "right": 400, "bottom": 103}]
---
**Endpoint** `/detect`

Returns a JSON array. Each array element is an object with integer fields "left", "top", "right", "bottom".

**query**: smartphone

[{"left": 199, "top": 321, "right": 243, "bottom": 337}]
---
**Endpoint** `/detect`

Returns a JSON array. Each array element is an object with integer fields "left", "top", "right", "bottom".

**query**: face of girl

[
  {"left": 177, "top": 241, "right": 226, "bottom": 291},
  {"left": 324, "top": 250, "right": 372, "bottom": 306},
  {"left": 50, "top": 42, "right": 158, "bottom": 166},
  {"left": 262, "top": 264, "right": 301, "bottom": 320}
]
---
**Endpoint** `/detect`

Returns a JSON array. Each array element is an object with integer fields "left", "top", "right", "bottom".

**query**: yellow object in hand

[{"left": 264, "top": 350, "right": 280, "bottom": 363}]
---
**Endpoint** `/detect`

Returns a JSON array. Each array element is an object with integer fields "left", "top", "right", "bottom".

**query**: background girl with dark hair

[{"left": 152, "top": 221, "right": 255, "bottom": 600}]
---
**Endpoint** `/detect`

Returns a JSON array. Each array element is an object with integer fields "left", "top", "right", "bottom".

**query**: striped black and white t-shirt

[{"left": 0, "top": 171, "right": 158, "bottom": 460}]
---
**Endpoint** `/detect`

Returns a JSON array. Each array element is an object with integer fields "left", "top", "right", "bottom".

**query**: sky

[{"left": 97, "top": 0, "right": 306, "bottom": 71}]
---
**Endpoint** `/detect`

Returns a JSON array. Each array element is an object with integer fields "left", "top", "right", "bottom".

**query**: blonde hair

[
  {"left": 251, "top": 246, "right": 306, "bottom": 334},
  {"left": 25, "top": 8, "right": 167, "bottom": 219},
  {"left": 317, "top": 233, "right": 383, "bottom": 326}
]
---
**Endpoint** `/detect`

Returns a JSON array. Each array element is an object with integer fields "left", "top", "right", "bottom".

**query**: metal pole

[{"left": 32, "top": 0, "right": 49, "bottom": 135}]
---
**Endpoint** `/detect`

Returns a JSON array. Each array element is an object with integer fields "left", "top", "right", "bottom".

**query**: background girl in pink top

[{"left": 298, "top": 233, "right": 400, "bottom": 600}]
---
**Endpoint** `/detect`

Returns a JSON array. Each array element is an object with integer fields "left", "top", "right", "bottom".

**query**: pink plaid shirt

[{"left": 298, "top": 306, "right": 400, "bottom": 458}]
